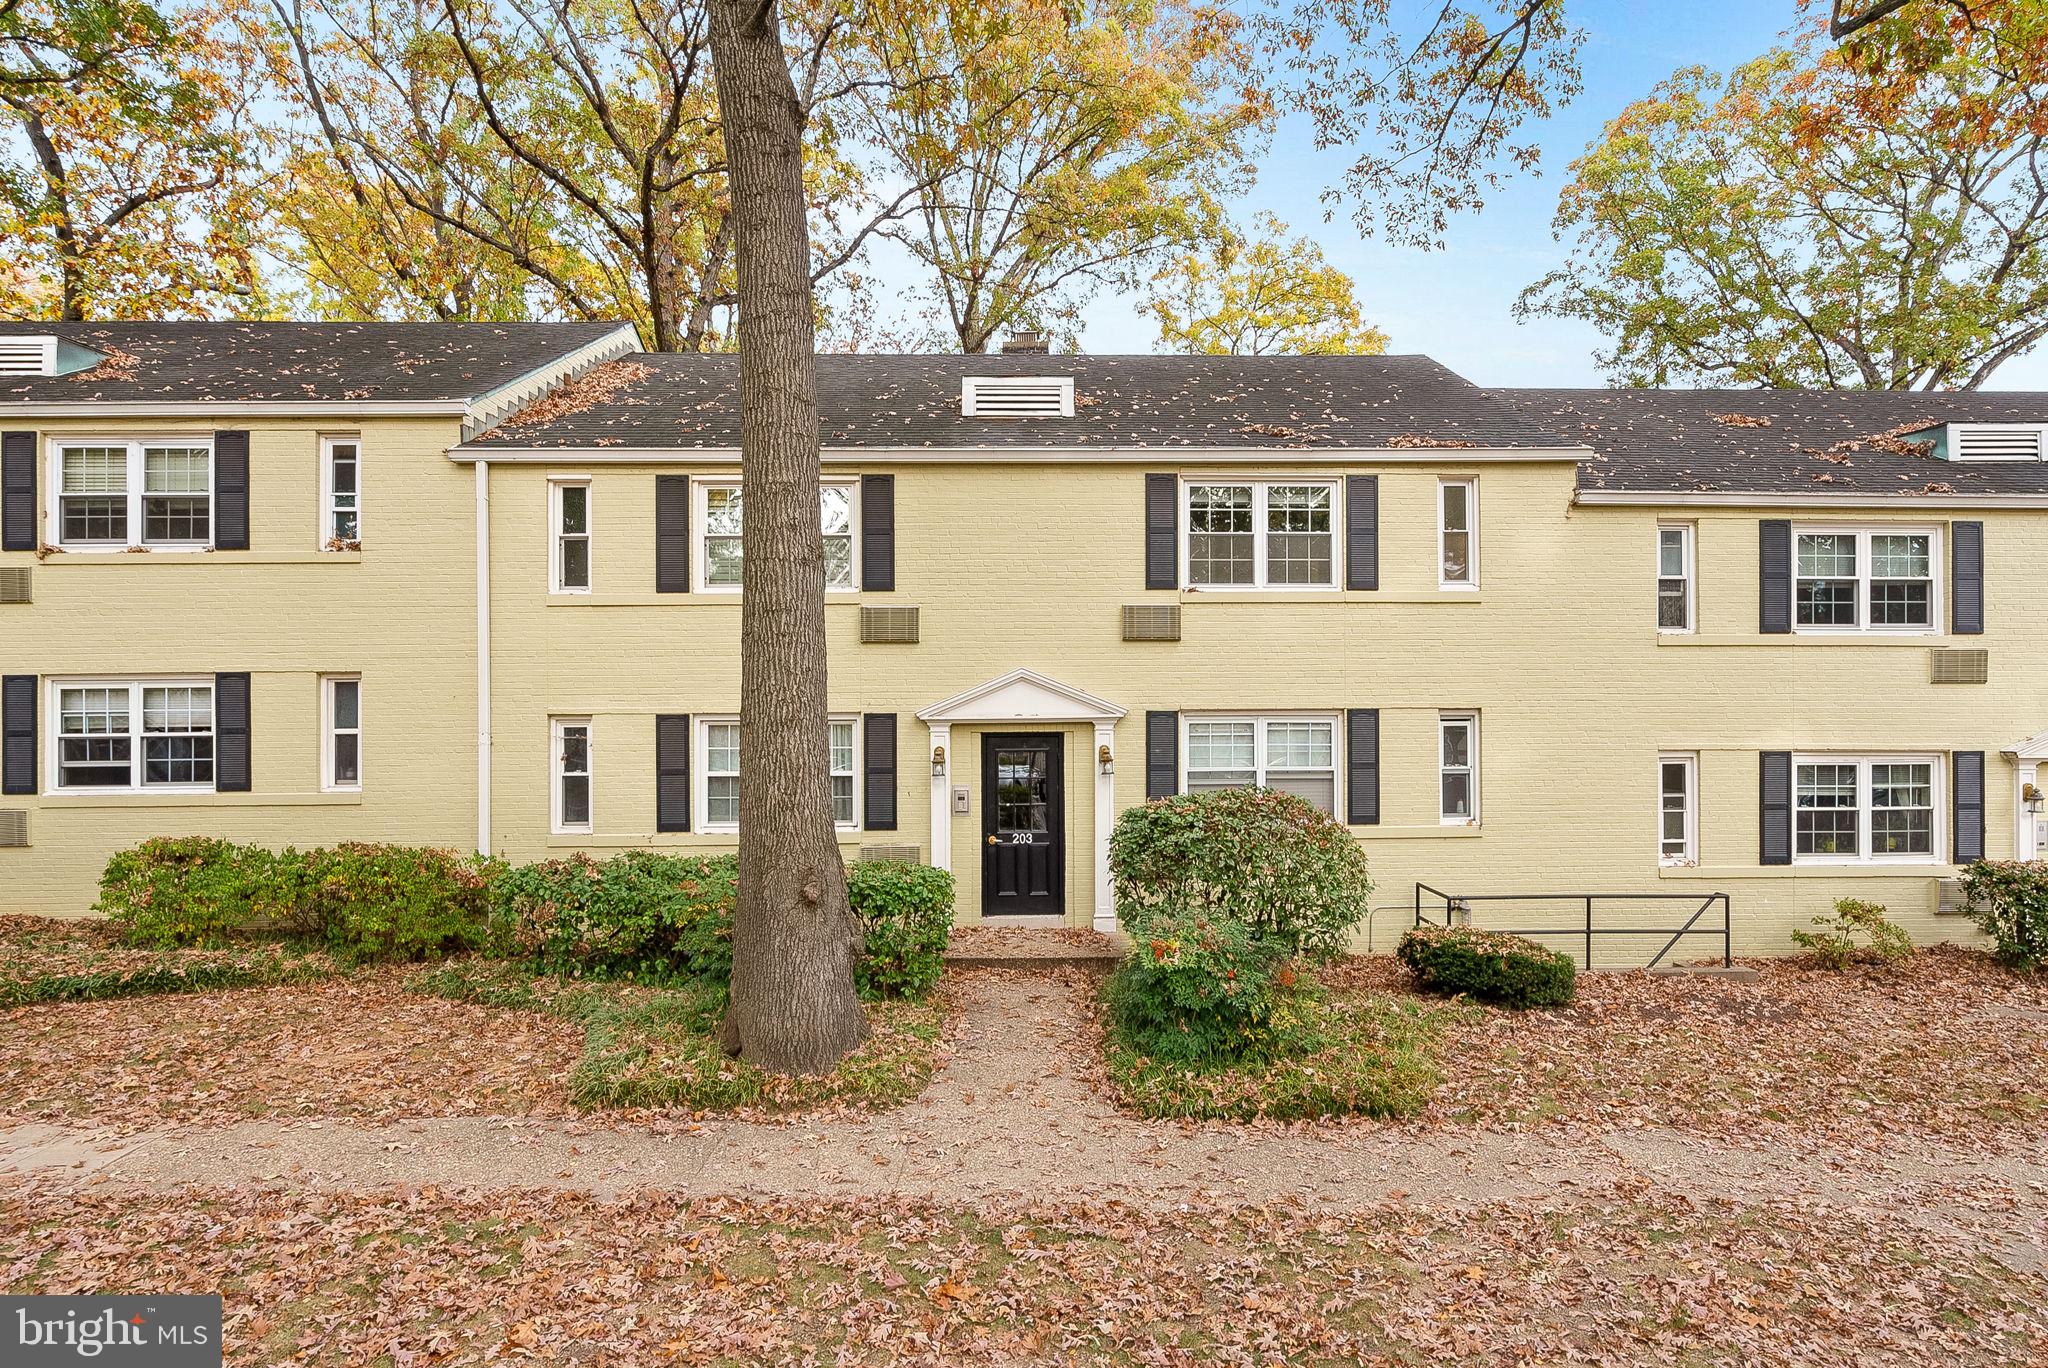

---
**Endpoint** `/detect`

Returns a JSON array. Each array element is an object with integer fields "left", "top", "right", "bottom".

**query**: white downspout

[{"left": 475, "top": 458, "right": 492, "bottom": 855}]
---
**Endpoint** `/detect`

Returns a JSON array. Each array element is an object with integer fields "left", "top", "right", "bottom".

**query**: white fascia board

[
  {"left": 5, "top": 400, "right": 472, "bottom": 418},
  {"left": 444, "top": 443, "right": 1594, "bottom": 464},
  {"left": 1575, "top": 489, "right": 2048, "bottom": 509}
]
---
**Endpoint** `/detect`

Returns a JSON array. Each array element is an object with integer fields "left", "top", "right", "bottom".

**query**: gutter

[
  {"left": 1575, "top": 489, "right": 2048, "bottom": 509},
  {"left": 444, "top": 444, "right": 1597, "bottom": 465},
  {"left": 1, "top": 400, "right": 472, "bottom": 418},
  {"left": 475, "top": 459, "right": 492, "bottom": 855}
]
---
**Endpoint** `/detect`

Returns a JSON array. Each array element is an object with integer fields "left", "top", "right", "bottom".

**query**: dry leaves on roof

[
  {"left": 72, "top": 346, "right": 141, "bottom": 382},
  {"left": 1386, "top": 433, "right": 1479, "bottom": 448},
  {"left": 501, "top": 359, "right": 654, "bottom": 428},
  {"left": 1712, "top": 412, "right": 1773, "bottom": 427}
]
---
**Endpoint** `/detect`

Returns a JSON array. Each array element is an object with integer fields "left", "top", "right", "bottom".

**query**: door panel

[{"left": 981, "top": 732, "right": 1065, "bottom": 917}]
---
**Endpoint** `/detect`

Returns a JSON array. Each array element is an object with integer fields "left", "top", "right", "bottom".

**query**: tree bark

[{"left": 708, "top": 0, "right": 868, "bottom": 1074}]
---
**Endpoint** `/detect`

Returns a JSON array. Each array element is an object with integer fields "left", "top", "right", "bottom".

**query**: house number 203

[{"left": 1009, "top": 832, "right": 1037, "bottom": 845}]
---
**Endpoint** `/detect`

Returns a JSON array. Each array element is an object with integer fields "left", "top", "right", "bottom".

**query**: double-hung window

[
  {"left": 1657, "top": 525, "right": 1694, "bottom": 631},
  {"left": 322, "top": 437, "right": 361, "bottom": 547},
  {"left": 699, "top": 716, "right": 860, "bottom": 831},
  {"left": 1793, "top": 527, "right": 1938, "bottom": 633},
  {"left": 323, "top": 675, "right": 361, "bottom": 791},
  {"left": 1439, "top": 713, "right": 1478, "bottom": 822},
  {"left": 1182, "top": 715, "right": 1339, "bottom": 816},
  {"left": 54, "top": 439, "right": 213, "bottom": 549},
  {"left": 1659, "top": 754, "right": 1697, "bottom": 864},
  {"left": 1793, "top": 755, "right": 1939, "bottom": 862},
  {"left": 552, "top": 718, "right": 592, "bottom": 833},
  {"left": 697, "top": 481, "right": 856, "bottom": 591},
  {"left": 52, "top": 680, "right": 214, "bottom": 791},
  {"left": 551, "top": 480, "right": 590, "bottom": 593},
  {"left": 1184, "top": 482, "right": 1336, "bottom": 589},
  {"left": 1439, "top": 479, "right": 1477, "bottom": 588}
]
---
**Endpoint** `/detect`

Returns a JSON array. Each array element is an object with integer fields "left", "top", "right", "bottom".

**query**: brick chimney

[{"left": 1000, "top": 330, "right": 1050, "bottom": 355}]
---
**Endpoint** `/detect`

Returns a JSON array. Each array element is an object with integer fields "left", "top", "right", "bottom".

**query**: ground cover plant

[
  {"left": 0, "top": 916, "right": 340, "bottom": 1007},
  {"left": 1791, "top": 897, "right": 1912, "bottom": 969},
  {"left": 1396, "top": 924, "right": 1578, "bottom": 1008}
]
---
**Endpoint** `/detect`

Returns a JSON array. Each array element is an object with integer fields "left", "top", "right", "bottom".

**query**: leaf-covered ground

[{"left": 0, "top": 915, "right": 340, "bottom": 1006}]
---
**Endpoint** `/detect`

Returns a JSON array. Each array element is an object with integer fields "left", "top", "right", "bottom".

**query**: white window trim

[
  {"left": 1656, "top": 523, "right": 1695, "bottom": 634},
  {"left": 319, "top": 435, "right": 362, "bottom": 549},
  {"left": 697, "top": 715, "right": 862, "bottom": 834},
  {"left": 321, "top": 674, "right": 361, "bottom": 793},
  {"left": 549, "top": 478, "right": 591, "bottom": 595},
  {"left": 1439, "top": 711, "right": 1479, "bottom": 825},
  {"left": 1438, "top": 478, "right": 1479, "bottom": 590},
  {"left": 1179, "top": 712, "right": 1342, "bottom": 814},
  {"left": 45, "top": 677, "right": 217, "bottom": 794},
  {"left": 45, "top": 435, "right": 215, "bottom": 553},
  {"left": 692, "top": 478, "right": 861, "bottom": 595},
  {"left": 1178, "top": 479, "right": 1342, "bottom": 592},
  {"left": 1658, "top": 752, "right": 1698, "bottom": 866},
  {"left": 1790, "top": 524, "right": 1943, "bottom": 636},
  {"left": 1791, "top": 752, "right": 1945, "bottom": 866},
  {"left": 551, "top": 716, "right": 593, "bottom": 835}
]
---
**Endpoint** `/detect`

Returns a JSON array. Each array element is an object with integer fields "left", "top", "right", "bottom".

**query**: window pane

[
  {"left": 823, "top": 535, "right": 853, "bottom": 588},
  {"left": 1442, "top": 530, "right": 1471, "bottom": 583},
  {"left": 830, "top": 721, "right": 854, "bottom": 773},
  {"left": 561, "top": 537, "right": 590, "bottom": 589},
  {"left": 58, "top": 689, "right": 132, "bottom": 787},
  {"left": 1796, "top": 580, "right": 1857, "bottom": 626},
  {"left": 1442, "top": 772, "right": 1472, "bottom": 819},
  {"left": 1441, "top": 722, "right": 1470, "bottom": 769},
  {"left": 63, "top": 497, "right": 126, "bottom": 542},
  {"left": 1187, "top": 486, "right": 1253, "bottom": 586},
  {"left": 1869, "top": 534, "right": 1928, "bottom": 579},
  {"left": 1442, "top": 483, "right": 1469, "bottom": 532},
  {"left": 1266, "top": 485, "right": 1329, "bottom": 532},
  {"left": 62, "top": 447, "right": 126, "bottom": 493},
  {"left": 1266, "top": 488, "right": 1333, "bottom": 586},
  {"left": 832, "top": 774, "right": 855, "bottom": 825},
  {"left": 143, "top": 447, "right": 209, "bottom": 493},
  {"left": 330, "top": 447, "right": 357, "bottom": 495},
  {"left": 1658, "top": 579, "right": 1689, "bottom": 629},
  {"left": 706, "top": 537, "right": 744, "bottom": 586},
  {"left": 332, "top": 509, "right": 359, "bottom": 541},
  {"left": 708, "top": 776, "right": 739, "bottom": 825},
  {"left": 1268, "top": 772, "right": 1336, "bottom": 816},
  {"left": 561, "top": 726, "right": 588, "bottom": 774},
  {"left": 558, "top": 485, "right": 587, "bottom": 535},
  {"left": 1795, "top": 763, "right": 1859, "bottom": 855},
  {"left": 1658, "top": 529, "right": 1686, "bottom": 577},
  {"left": 819, "top": 486, "right": 851, "bottom": 535},
  {"left": 705, "top": 488, "right": 744, "bottom": 535},
  {"left": 333, "top": 680, "right": 359, "bottom": 731},
  {"left": 1187, "top": 721, "right": 1254, "bottom": 771},
  {"left": 143, "top": 497, "right": 208, "bottom": 543},
  {"left": 1797, "top": 534, "right": 1856, "bottom": 578},
  {"left": 1871, "top": 762, "right": 1933, "bottom": 855},
  {"left": 333, "top": 732, "right": 359, "bottom": 786},
  {"left": 1868, "top": 580, "right": 1930, "bottom": 627},
  {"left": 562, "top": 775, "right": 590, "bottom": 826},
  {"left": 1266, "top": 721, "right": 1332, "bottom": 769}
]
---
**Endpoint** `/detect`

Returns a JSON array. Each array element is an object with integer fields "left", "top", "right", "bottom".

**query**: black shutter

[
  {"left": 1144, "top": 474, "right": 1176, "bottom": 590},
  {"left": 1759, "top": 520, "right": 1791, "bottom": 633},
  {"left": 655, "top": 713, "right": 691, "bottom": 832},
  {"left": 1, "top": 431, "right": 33, "bottom": 551},
  {"left": 214, "top": 671, "right": 251, "bottom": 792},
  {"left": 213, "top": 430, "right": 249, "bottom": 551},
  {"left": 1346, "top": 708, "right": 1380, "bottom": 825},
  {"left": 1953, "top": 750, "right": 1985, "bottom": 865},
  {"left": 861, "top": 474, "right": 894, "bottom": 592},
  {"left": 2, "top": 675, "right": 34, "bottom": 795},
  {"left": 863, "top": 713, "right": 897, "bottom": 830},
  {"left": 1145, "top": 710, "right": 1177, "bottom": 799},
  {"left": 1345, "top": 475, "right": 1379, "bottom": 591},
  {"left": 655, "top": 475, "right": 691, "bottom": 592},
  {"left": 1759, "top": 751, "right": 1792, "bottom": 865},
  {"left": 1951, "top": 521, "right": 1984, "bottom": 635}
]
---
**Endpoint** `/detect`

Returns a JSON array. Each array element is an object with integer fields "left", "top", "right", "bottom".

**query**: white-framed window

[
  {"left": 1439, "top": 712, "right": 1478, "bottom": 823},
  {"left": 1658, "top": 753, "right": 1697, "bottom": 865},
  {"left": 1657, "top": 524, "right": 1694, "bottom": 632},
  {"left": 695, "top": 480, "right": 857, "bottom": 592},
  {"left": 322, "top": 675, "right": 361, "bottom": 791},
  {"left": 1438, "top": 478, "right": 1477, "bottom": 588},
  {"left": 321, "top": 436, "right": 361, "bottom": 547},
  {"left": 1793, "top": 754, "right": 1941, "bottom": 863},
  {"left": 550, "top": 479, "right": 590, "bottom": 593},
  {"left": 1792, "top": 526, "right": 1939, "bottom": 634},
  {"left": 1182, "top": 714, "right": 1339, "bottom": 816},
  {"left": 552, "top": 717, "right": 592, "bottom": 833},
  {"left": 1182, "top": 481, "right": 1337, "bottom": 589},
  {"left": 698, "top": 715, "right": 861, "bottom": 832},
  {"left": 50, "top": 438, "right": 213, "bottom": 549},
  {"left": 48, "top": 679, "right": 214, "bottom": 791}
]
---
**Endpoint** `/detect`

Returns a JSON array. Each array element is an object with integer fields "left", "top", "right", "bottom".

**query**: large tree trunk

[{"left": 708, "top": 0, "right": 868, "bottom": 1074}]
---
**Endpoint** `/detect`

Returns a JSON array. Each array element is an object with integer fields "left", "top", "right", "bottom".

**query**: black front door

[{"left": 982, "top": 732, "right": 1065, "bottom": 917}]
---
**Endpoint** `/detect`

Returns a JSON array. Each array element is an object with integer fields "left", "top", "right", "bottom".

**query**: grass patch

[
  {"left": 1102, "top": 983, "right": 1466, "bottom": 1121},
  {"left": 410, "top": 958, "right": 945, "bottom": 1115},
  {"left": 0, "top": 916, "right": 343, "bottom": 1007}
]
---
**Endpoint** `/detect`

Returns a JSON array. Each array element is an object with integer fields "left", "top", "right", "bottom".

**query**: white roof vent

[
  {"left": 962, "top": 375, "right": 1075, "bottom": 418},
  {"left": 0, "top": 335, "right": 57, "bottom": 377},
  {"left": 1948, "top": 423, "right": 2046, "bottom": 461}
]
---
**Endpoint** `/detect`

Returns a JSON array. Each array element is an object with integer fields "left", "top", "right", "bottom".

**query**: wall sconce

[
  {"left": 1097, "top": 744, "right": 1114, "bottom": 775},
  {"left": 931, "top": 744, "right": 947, "bottom": 778},
  {"left": 2026, "top": 783, "right": 2043, "bottom": 815}
]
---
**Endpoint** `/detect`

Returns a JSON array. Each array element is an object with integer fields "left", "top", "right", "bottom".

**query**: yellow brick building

[{"left": 4, "top": 325, "right": 2046, "bottom": 963}]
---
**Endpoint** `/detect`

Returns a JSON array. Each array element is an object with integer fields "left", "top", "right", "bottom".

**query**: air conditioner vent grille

[
  {"left": 860, "top": 605, "right": 920, "bottom": 643},
  {"left": 0, "top": 567, "right": 28, "bottom": 603},
  {"left": 859, "top": 844, "right": 921, "bottom": 865},
  {"left": 0, "top": 810, "right": 26, "bottom": 847},
  {"left": 1122, "top": 604, "right": 1181, "bottom": 641},
  {"left": 1929, "top": 648, "right": 1989, "bottom": 684}
]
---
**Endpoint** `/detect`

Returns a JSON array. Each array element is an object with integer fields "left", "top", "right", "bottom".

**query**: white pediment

[
  {"left": 2005, "top": 730, "right": 2048, "bottom": 760},
  {"left": 916, "top": 669, "right": 1127, "bottom": 724}
]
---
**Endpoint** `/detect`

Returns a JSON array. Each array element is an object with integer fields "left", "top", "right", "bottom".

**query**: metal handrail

[{"left": 1413, "top": 883, "right": 1733, "bottom": 970}]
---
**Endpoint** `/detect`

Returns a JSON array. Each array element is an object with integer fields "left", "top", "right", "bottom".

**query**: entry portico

[
  {"left": 2003, "top": 730, "right": 2048, "bottom": 861},
  {"left": 917, "top": 670, "right": 1127, "bottom": 932}
]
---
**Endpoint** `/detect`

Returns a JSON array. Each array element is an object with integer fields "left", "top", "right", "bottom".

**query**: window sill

[
  {"left": 545, "top": 594, "right": 869, "bottom": 607},
  {"left": 1657, "top": 863, "right": 1951, "bottom": 880},
  {"left": 1657, "top": 632, "right": 1952, "bottom": 648},
  {"left": 546, "top": 831, "right": 871, "bottom": 849},
  {"left": 1178, "top": 591, "right": 1486, "bottom": 605},
  {"left": 41, "top": 550, "right": 361, "bottom": 566},
  {"left": 1350, "top": 822, "right": 1484, "bottom": 838},
  {"left": 34, "top": 790, "right": 364, "bottom": 809}
]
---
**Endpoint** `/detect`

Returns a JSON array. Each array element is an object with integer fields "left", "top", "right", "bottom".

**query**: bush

[
  {"left": 488, "top": 851, "right": 737, "bottom": 983},
  {"left": 1960, "top": 860, "right": 2048, "bottom": 971},
  {"left": 1109, "top": 788, "right": 1373, "bottom": 962},
  {"left": 1791, "top": 897, "right": 1912, "bottom": 970},
  {"left": 847, "top": 861, "right": 955, "bottom": 999},
  {"left": 1396, "top": 924, "right": 1576, "bottom": 1009},
  {"left": 97, "top": 837, "right": 269, "bottom": 947},
  {"left": 1103, "top": 910, "right": 1318, "bottom": 1065}
]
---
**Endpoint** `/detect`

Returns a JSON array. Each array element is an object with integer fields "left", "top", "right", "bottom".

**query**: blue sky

[{"left": 1058, "top": 0, "right": 2048, "bottom": 390}]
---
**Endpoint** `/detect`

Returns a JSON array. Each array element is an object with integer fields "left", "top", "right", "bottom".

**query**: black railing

[{"left": 1413, "top": 884, "right": 1733, "bottom": 970}]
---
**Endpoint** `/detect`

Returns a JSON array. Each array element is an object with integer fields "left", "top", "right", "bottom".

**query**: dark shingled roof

[
  {"left": 1502, "top": 389, "right": 2048, "bottom": 496},
  {"left": 0, "top": 320, "right": 630, "bottom": 404},
  {"left": 463, "top": 352, "right": 1565, "bottom": 449}
]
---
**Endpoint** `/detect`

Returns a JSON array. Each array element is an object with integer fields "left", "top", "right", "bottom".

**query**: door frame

[{"left": 980, "top": 731, "right": 1066, "bottom": 918}]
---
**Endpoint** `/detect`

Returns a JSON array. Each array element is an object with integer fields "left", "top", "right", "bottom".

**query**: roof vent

[
  {"left": 1948, "top": 424, "right": 2045, "bottom": 461},
  {"left": 962, "top": 375, "right": 1074, "bottom": 418},
  {"left": 0, "top": 336, "right": 57, "bottom": 377}
]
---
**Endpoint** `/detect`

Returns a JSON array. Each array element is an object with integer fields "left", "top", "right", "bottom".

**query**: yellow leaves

[{"left": 1149, "top": 212, "right": 1388, "bottom": 356}]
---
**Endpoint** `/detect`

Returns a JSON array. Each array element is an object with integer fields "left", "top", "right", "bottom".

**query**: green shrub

[
  {"left": 1791, "top": 897, "right": 1912, "bottom": 970},
  {"left": 1396, "top": 924, "right": 1576, "bottom": 1009},
  {"left": 97, "top": 837, "right": 269, "bottom": 946},
  {"left": 1109, "top": 788, "right": 1373, "bottom": 962},
  {"left": 847, "top": 861, "right": 955, "bottom": 999},
  {"left": 488, "top": 851, "right": 737, "bottom": 983},
  {"left": 1960, "top": 860, "right": 2048, "bottom": 971},
  {"left": 1104, "top": 910, "right": 1319, "bottom": 1065}
]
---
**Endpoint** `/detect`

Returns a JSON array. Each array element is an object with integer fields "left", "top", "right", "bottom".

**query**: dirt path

[{"left": 5, "top": 970, "right": 2045, "bottom": 1267}]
